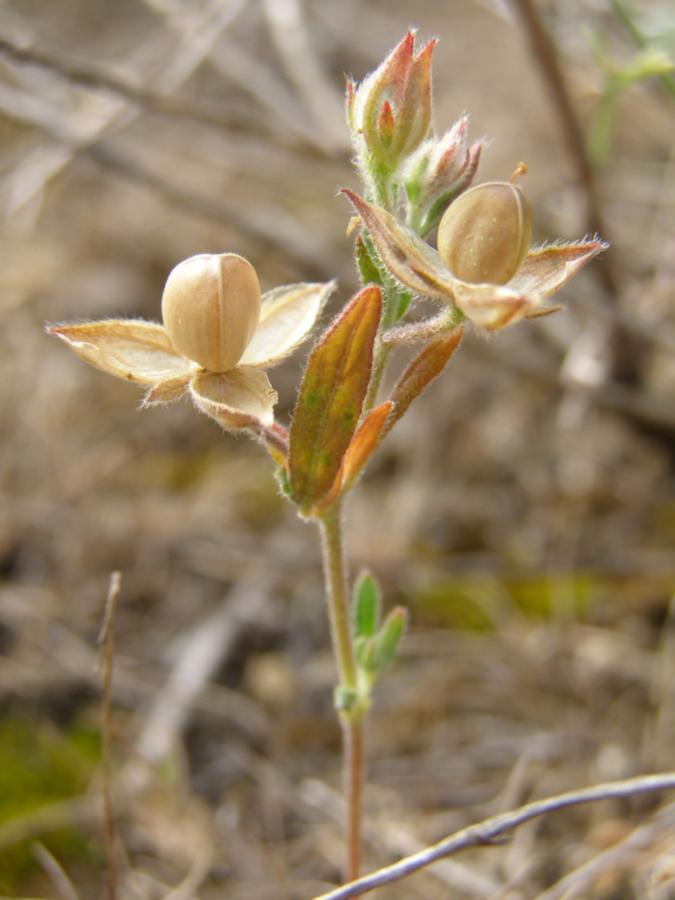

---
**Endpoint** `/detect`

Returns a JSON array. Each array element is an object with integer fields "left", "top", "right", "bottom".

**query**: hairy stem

[
  {"left": 319, "top": 505, "right": 357, "bottom": 690},
  {"left": 318, "top": 504, "right": 365, "bottom": 882},
  {"left": 342, "top": 715, "right": 365, "bottom": 882}
]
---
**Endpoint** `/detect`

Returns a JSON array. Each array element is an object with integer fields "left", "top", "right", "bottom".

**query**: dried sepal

[
  {"left": 289, "top": 286, "right": 382, "bottom": 514},
  {"left": 509, "top": 240, "right": 609, "bottom": 298},
  {"left": 240, "top": 280, "right": 336, "bottom": 367},
  {"left": 450, "top": 283, "right": 530, "bottom": 330},
  {"left": 142, "top": 373, "right": 192, "bottom": 406},
  {"left": 342, "top": 189, "right": 457, "bottom": 300},
  {"left": 189, "top": 367, "right": 277, "bottom": 431},
  {"left": 49, "top": 319, "right": 195, "bottom": 384}
]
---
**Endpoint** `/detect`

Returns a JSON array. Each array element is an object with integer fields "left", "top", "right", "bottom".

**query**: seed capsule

[
  {"left": 161, "top": 253, "right": 261, "bottom": 372},
  {"left": 437, "top": 182, "right": 532, "bottom": 285}
]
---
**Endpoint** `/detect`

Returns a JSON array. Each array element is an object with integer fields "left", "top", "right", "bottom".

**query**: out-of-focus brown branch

[
  {"left": 0, "top": 87, "right": 332, "bottom": 279},
  {"left": 313, "top": 773, "right": 675, "bottom": 899},
  {"left": 33, "top": 843, "right": 81, "bottom": 900},
  {"left": 507, "top": 0, "right": 616, "bottom": 295},
  {"left": 537, "top": 801, "right": 675, "bottom": 899},
  {"left": 472, "top": 337, "right": 675, "bottom": 435},
  {"left": 0, "top": 35, "right": 239, "bottom": 135}
]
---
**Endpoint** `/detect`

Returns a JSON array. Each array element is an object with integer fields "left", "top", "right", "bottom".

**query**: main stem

[{"left": 318, "top": 503, "right": 365, "bottom": 883}]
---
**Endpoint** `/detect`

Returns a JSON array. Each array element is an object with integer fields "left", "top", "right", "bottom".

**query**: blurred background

[{"left": 0, "top": 0, "right": 673, "bottom": 897}]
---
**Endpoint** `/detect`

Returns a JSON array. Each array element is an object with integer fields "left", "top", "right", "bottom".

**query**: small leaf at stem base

[{"left": 352, "top": 571, "right": 382, "bottom": 640}]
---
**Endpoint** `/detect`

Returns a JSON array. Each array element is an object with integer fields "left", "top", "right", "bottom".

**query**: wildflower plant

[{"left": 50, "top": 30, "right": 607, "bottom": 888}]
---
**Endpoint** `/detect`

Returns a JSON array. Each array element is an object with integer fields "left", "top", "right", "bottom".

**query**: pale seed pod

[
  {"left": 437, "top": 182, "right": 532, "bottom": 285},
  {"left": 161, "top": 253, "right": 261, "bottom": 372}
]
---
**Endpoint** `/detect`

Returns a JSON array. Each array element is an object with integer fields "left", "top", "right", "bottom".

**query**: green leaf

[
  {"left": 372, "top": 606, "right": 408, "bottom": 671},
  {"left": 355, "top": 235, "right": 383, "bottom": 287},
  {"left": 274, "top": 465, "right": 293, "bottom": 500},
  {"left": 289, "top": 286, "right": 382, "bottom": 513},
  {"left": 616, "top": 47, "right": 673, "bottom": 87},
  {"left": 353, "top": 570, "right": 382, "bottom": 639},
  {"left": 354, "top": 635, "right": 376, "bottom": 670}
]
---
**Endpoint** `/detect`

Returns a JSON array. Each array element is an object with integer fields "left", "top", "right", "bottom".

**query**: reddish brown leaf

[
  {"left": 319, "top": 401, "right": 394, "bottom": 509},
  {"left": 385, "top": 327, "right": 463, "bottom": 433},
  {"left": 289, "top": 286, "right": 382, "bottom": 513}
]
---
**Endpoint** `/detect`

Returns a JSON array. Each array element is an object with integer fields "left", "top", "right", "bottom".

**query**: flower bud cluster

[
  {"left": 403, "top": 116, "right": 484, "bottom": 235},
  {"left": 346, "top": 33, "right": 482, "bottom": 237},
  {"left": 346, "top": 31, "right": 435, "bottom": 179}
]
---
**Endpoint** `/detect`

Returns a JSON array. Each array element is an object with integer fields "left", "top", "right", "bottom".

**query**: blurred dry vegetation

[{"left": 0, "top": 0, "right": 674, "bottom": 897}]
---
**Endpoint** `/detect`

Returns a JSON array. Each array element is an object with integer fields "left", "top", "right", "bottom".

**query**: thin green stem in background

[
  {"left": 318, "top": 504, "right": 366, "bottom": 882},
  {"left": 610, "top": 0, "right": 675, "bottom": 99}
]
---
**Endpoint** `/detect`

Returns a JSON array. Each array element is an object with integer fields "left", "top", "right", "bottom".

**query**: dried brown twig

[
  {"left": 537, "top": 800, "right": 675, "bottom": 899},
  {"left": 0, "top": 87, "right": 331, "bottom": 278},
  {"left": 0, "top": 35, "right": 237, "bottom": 134},
  {"left": 507, "top": 0, "right": 616, "bottom": 295},
  {"left": 33, "top": 842, "right": 81, "bottom": 900},
  {"left": 312, "top": 773, "right": 675, "bottom": 899}
]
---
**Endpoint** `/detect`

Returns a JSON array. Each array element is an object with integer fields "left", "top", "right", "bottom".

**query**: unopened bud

[
  {"left": 161, "top": 253, "right": 261, "bottom": 372},
  {"left": 347, "top": 31, "right": 435, "bottom": 173},
  {"left": 437, "top": 182, "right": 531, "bottom": 285}
]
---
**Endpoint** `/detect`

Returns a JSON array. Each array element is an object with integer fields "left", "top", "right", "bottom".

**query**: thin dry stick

[
  {"left": 98, "top": 571, "right": 122, "bottom": 900},
  {"left": 312, "top": 772, "right": 675, "bottom": 900},
  {"left": 537, "top": 801, "right": 675, "bottom": 900},
  {"left": 262, "top": 0, "right": 347, "bottom": 149},
  {"left": 507, "top": 0, "right": 616, "bottom": 295},
  {"left": 0, "top": 35, "right": 238, "bottom": 134},
  {"left": 33, "top": 842, "right": 81, "bottom": 900},
  {"left": 0, "top": 85, "right": 331, "bottom": 278}
]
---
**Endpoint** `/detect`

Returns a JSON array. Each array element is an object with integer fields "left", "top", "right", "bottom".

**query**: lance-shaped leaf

[
  {"left": 318, "top": 401, "right": 394, "bottom": 509},
  {"left": 355, "top": 236, "right": 383, "bottom": 288},
  {"left": 372, "top": 606, "right": 408, "bottom": 671},
  {"left": 385, "top": 327, "right": 463, "bottom": 434},
  {"left": 240, "top": 281, "right": 336, "bottom": 367},
  {"left": 49, "top": 320, "right": 195, "bottom": 384},
  {"left": 190, "top": 368, "right": 277, "bottom": 431},
  {"left": 352, "top": 570, "right": 382, "bottom": 640},
  {"left": 289, "top": 286, "right": 382, "bottom": 513}
]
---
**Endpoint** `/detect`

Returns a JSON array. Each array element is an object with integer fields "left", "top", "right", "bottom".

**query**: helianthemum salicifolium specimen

[
  {"left": 50, "top": 26, "right": 609, "bottom": 890},
  {"left": 50, "top": 253, "right": 335, "bottom": 450}
]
